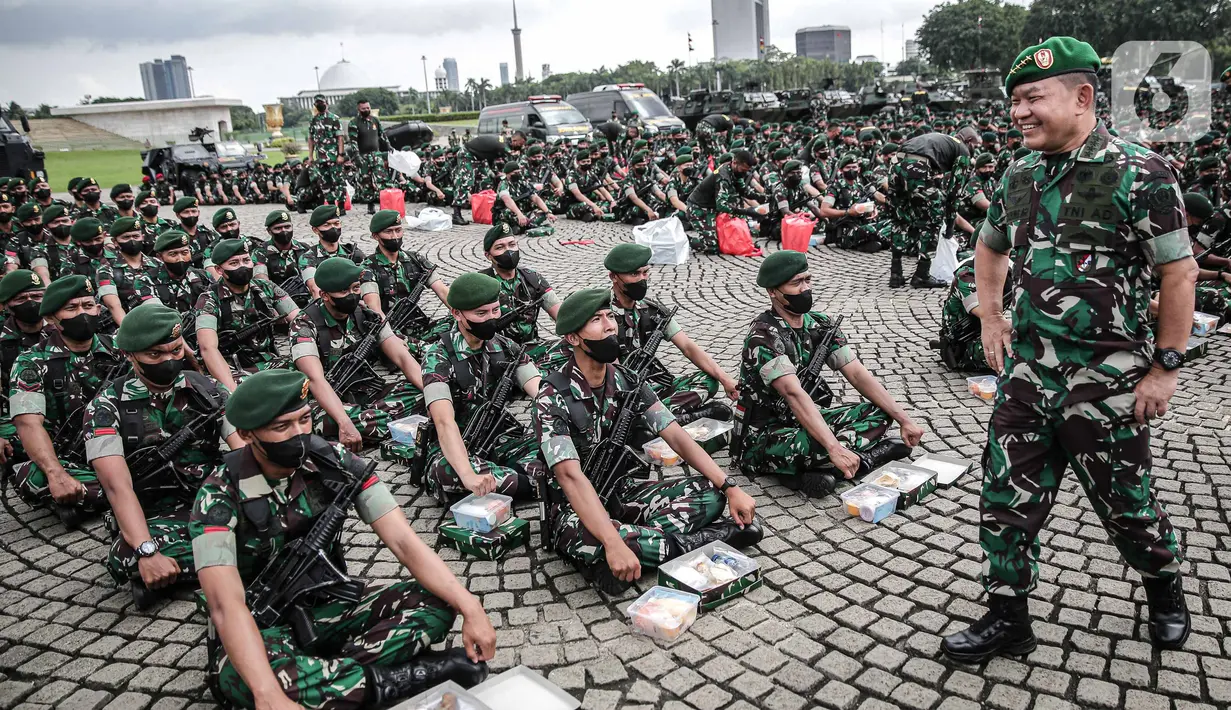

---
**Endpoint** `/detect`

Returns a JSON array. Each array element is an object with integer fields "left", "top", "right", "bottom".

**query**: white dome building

[
  {"left": 434, "top": 66, "right": 448, "bottom": 92},
  {"left": 280, "top": 58, "right": 403, "bottom": 111}
]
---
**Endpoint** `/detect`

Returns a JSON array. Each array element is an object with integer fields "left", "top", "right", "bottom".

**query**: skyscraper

[
  {"left": 139, "top": 55, "right": 192, "bottom": 100},
  {"left": 712, "top": 0, "right": 771, "bottom": 61},
  {"left": 443, "top": 57, "right": 460, "bottom": 91},
  {"left": 511, "top": 0, "right": 525, "bottom": 83},
  {"left": 795, "top": 26, "right": 852, "bottom": 63},
  {"left": 904, "top": 40, "right": 919, "bottom": 61},
  {"left": 500, "top": 63, "right": 510, "bottom": 87}
]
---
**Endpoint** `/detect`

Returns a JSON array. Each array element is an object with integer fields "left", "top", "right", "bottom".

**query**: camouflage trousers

[
  {"left": 426, "top": 431, "right": 546, "bottom": 502},
  {"left": 318, "top": 381, "right": 424, "bottom": 444},
  {"left": 526, "top": 338, "right": 570, "bottom": 374},
  {"left": 565, "top": 197, "right": 613, "bottom": 221},
  {"left": 211, "top": 580, "right": 454, "bottom": 710},
  {"left": 648, "top": 368, "right": 719, "bottom": 418},
  {"left": 105, "top": 507, "right": 196, "bottom": 585},
  {"left": 425, "top": 187, "right": 455, "bottom": 207},
  {"left": 831, "top": 221, "right": 886, "bottom": 251},
  {"left": 1195, "top": 281, "right": 1230, "bottom": 321},
  {"left": 495, "top": 208, "right": 555, "bottom": 238},
  {"left": 686, "top": 203, "right": 719, "bottom": 255},
  {"left": 309, "top": 162, "right": 346, "bottom": 205},
  {"left": 452, "top": 162, "right": 478, "bottom": 208},
  {"left": 0, "top": 418, "right": 25, "bottom": 465},
  {"left": 739, "top": 401, "right": 892, "bottom": 477},
  {"left": 550, "top": 476, "right": 724, "bottom": 569},
  {"left": 12, "top": 458, "right": 108, "bottom": 513},
  {"left": 876, "top": 218, "right": 932, "bottom": 257},
  {"left": 615, "top": 196, "right": 667, "bottom": 225},
  {"left": 981, "top": 392, "right": 1182, "bottom": 597},
  {"left": 394, "top": 317, "right": 453, "bottom": 360},
  {"left": 354, "top": 152, "right": 391, "bottom": 204}
]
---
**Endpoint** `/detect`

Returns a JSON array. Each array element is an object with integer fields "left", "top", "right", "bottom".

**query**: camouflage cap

[
  {"left": 173, "top": 196, "right": 199, "bottom": 213},
  {"left": 265, "top": 209, "right": 292, "bottom": 228},
  {"left": 115, "top": 301, "right": 183, "bottom": 352},
  {"left": 484, "top": 222, "right": 515, "bottom": 252},
  {"left": 604, "top": 243, "right": 652, "bottom": 274},
  {"left": 69, "top": 218, "right": 105, "bottom": 243},
  {"left": 109, "top": 216, "right": 140, "bottom": 237},
  {"left": 154, "top": 230, "right": 193, "bottom": 253},
  {"left": 447, "top": 272, "right": 502, "bottom": 311},
  {"left": 756, "top": 250, "right": 809, "bottom": 289},
  {"left": 1005, "top": 36, "right": 1099, "bottom": 94},
  {"left": 314, "top": 256, "right": 362, "bottom": 293},
  {"left": 212, "top": 208, "right": 238, "bottom": 229},
  {"left": 226, "top": 369, "right": 313, "bottom": 431},
  {"left": 310, "top": 204, "right": 341, "bottom": 228},
  {"left": 39, "top": 275, "right": 93, "bottom": 317},
  {"left": 1183, "top": 192, "right": 1214, "bottom": 220},
  {"left": 110, "top": 183, "right": 133, "bottom": 200},
  {"left": 210, "top": 239, "right": 248, "bottom": 265},
  {"left": 555, "top": 288, "right": 611, "bottom": 336},
  {"left": 369, "top": 209, "right": 401, "bottom": 233},
  {"left": 0, "top": 270, "right": 44, "bottom": 304}
]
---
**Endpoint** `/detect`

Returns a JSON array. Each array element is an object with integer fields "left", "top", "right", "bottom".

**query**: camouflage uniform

[
  {"left": 348, "top": 113, "right": 391, "bottom": 205},
  {"left": 71, "top": 203, "right": 120, "bottom": 227},
  {"left": 976, "top": 124, "right": 1187, "bottom": 597},
  {"left": 937, "top": 256, "right": 992, "bottom": 372},
  {"left": 27, "top": 234, "right": 78, "bottom": 281},
  {"left": 359, "top": 249, "right": 449, "bottom": 356},
  {"left": 663, "top": 173, "right": 699, "bottom": 222},
  {"left": 154, "top": 178, "right": 175, "bottom": 206},
  {"left": 0, "top": 318, "right": 50, "bottom": 462},
  {"left": 421, "top": 328, "right": 546, "bottom": 500},
  {"left": 178, "top": 224, "right": 220, "bottom": 269},
  {"left": 253, "top": 239, "right": 307, "bottom": 294},
  {"left": 957, "top": 173, "right": 996, "bottom": 235},
  {"left": 523, "top": 160, "right": 562, "bottom": 214},
  {"left": 823, "top": 178, "right": 881, "bottom": 250},
  {"left": 493, "top": 174, "right": 554, "bottom": 237},
  {"left": 479, "top": 265, "right": 564, "bottom": 371},
  {"left": 614, "top": 168, "right": 666, "bottom": 225},
  {"left": 734, "top": 310, "right": 891, "bottom": 478},
  {"left": 613, "top": 298, "right": 717, "bottom": 418},
  {"left": 877, "top": 156, "right": 945, "bottom": 257},
  {"left": 451, "top": 151, "right": 478, "bottom": 209},
  {"left": 195, "top": 279, "right": 297, "bottom": 377},
  {"left": 299, "top": 243, "right": 367, "bottom": 290},
  {"left": 191, "top": 441, "right": 450, "bottom": 710},
  {"left": 133, "top": 262, "right": 213, "bottom": 338},
  {"left": 137, "top": 216, "right": 177, "bottom": 254},
  {"left": 563, "top": 166, "right": 611, "bottom": 220},
  {"left": 308, "top": 110, "right": 346, "bottom": 205},
  {"left": 96, "top": 253, "right": 161, "bottom": 312},
  {"left": 290, "top": 301, "right": 422, "bottom": 441},
  {"left": 8, "top": 330, "right": 125, "bottom": 511},
  {"left": 534, "top": 356, "right": 724, "bottom": 569},
  {"left": 84, "top": 369, "right": 231, "bottom": 584}
]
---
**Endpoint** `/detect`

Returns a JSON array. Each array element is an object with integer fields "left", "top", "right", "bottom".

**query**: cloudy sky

[{"left": 1, "top": 0, "right": 953, "bottom": 110}]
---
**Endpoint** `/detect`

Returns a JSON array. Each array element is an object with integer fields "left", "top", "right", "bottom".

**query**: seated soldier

[
  {"left": 291, "top": 257, "right": 424, "bottom": 451},
  {"left": 170, "top": 196, "right": 218, "bottom": 268},
  {"left": 422, "top": 273, "right": 546, "bottom": 501},
  {"left": 733, "top": 251, "right": 924, "bottom": 497},
  {"left": 300, "top": 205, "right": 367, "bottom": 300},
  {"left": 133, "top": 231, "right": 214, "bottom": 344},
  {"left": 0, "top": 270, "right": 50, "bottom": 465},
  {"left": 765, "top": 160, "right": 825, "bottom": 242},
  {"left": 535, "top": 288, "right": 762, "bottom": 594},
  {"left": 207, "top": 207, "right": 264, "bottom": 280},
  {"left": 85, "top": 302, "right": 244, "bottom": 608},
  {"left": 492, "top": 160, "right": 556, "bottom": 237},
  {"left": 820, "top": 155, "right": 883, "bottom": 252},
  {"left": 1183, "top": 193, "right": 1231, "bottom": 321},
  {"left": 192, "top": 369, "right": 495, "bottom": 710},
  {"left": 134, "top": 188, "right": 176, "bottom": 254},
  {"left": 97, "top": 217, "right": 161, "bottom": 327},
  {"left": 10, "top": 276, "right": 121, "bottom": 527},
  {"left": 359, "top": 210, "right": 451, "bottom": 356},
  {"left": 479, "top": 223, "right": 564, "bottom": 370},
  {"left": 195, "top": 239, "right": 300, "bottom": 391},
  {"left": 931, "top": 254, "right": 1012, "bottom": 372},
  {"left": 253, "top": 209, "right": 309, "bottom": 305},
  {"left": 562, "top": 149, "right": 613, "bottom": 222},
  {"left": 614, "top": 151, "right": 668, "bottom": 226}
]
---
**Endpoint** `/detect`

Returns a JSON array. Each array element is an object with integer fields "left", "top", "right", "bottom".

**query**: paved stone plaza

[{"left": 0, "top": 204, "right": 1228, "bottom": 710}]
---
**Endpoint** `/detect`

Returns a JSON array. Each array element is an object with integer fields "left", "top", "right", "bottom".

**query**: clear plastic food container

[
  {"left": 449, "top": 493, "right": 513, "bottom": 533},
  {"left": 389, "top": 414, "right": 429, "bottom": 445},
  {"left": 664, "top": 546, "right": 758, "bottom": 593},
  {"left": 625, "top": 586, "right": 700, "bottom": 644},
  {"left": 1193, "top": 311, "right": 1219, "bottom": 337},
  {"left": 966, "top": 375, "right": 998, "bottom": 401},
  {"left": 642, "top": 437, "right": 681, "bottom": 467},
  {"left": 682, "top": 418, "right": 734, "bottom": 452},
  {"left": 839, "top": 483, "right": 900, "bottom": 523}
]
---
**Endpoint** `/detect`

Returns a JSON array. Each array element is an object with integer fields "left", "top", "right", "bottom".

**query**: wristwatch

[
  {"left": 135, "top": 540, "right": 159, "bottom": 558},
  {"left": 1153, "top": 348, "right": 1184, "bottom": 371},
  {"left": 719, "top": 479, "right": 738, "bottom": 493}
]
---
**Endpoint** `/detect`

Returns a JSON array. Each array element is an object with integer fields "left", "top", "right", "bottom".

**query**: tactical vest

[
  {"left": 355, "top": 119, "right": 380, "bottom": 154},
  {"left": 743, "top": 311, "right": 833, "bottom": 428},
  {"left": 438, "top": 333, "right": 513, "bottom": 404},
  {"left": 304, "top": 303, "right": 375, "bottom": 363},
  {"left": 542, "top": 366, "right": 652, "bottom": 460},
  {"left": 370, "top": 252, "right": 428, "bottom": 307},
  {"left": 112, "top": 370, "right": 225, "bottom": 459},
  {"left": 155, "top": 272, "right": 209, "bottom": 314}
]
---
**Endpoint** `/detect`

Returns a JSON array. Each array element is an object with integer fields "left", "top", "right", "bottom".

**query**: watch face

[{"left": 1164, "top": 350, "right": 1183, "bottom": 369}]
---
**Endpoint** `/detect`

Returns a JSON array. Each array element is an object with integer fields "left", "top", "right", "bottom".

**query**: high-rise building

[
  {"left": 500, "top": 63, "right": 510, "bottom": 87},
  {"left": 904, "top": 39, "right": 919, "bottom": 61},
  {"left": 542, "top": 64, "right": 551, "bottom": 79},
  {"left": 139, "top": 55, "right": 192, "bottom": 100},
  {"left": 711, "top": 0, "right": 771, "bottom": 61},
  {"left": 443, "top": 57, "right": 460, "bottom": 91},
  {"left": 795, "top": 26, "right": 851, "bottom": 63}
]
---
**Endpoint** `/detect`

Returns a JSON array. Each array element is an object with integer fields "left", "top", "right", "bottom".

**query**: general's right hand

[
  {"left": 339, "top": 421, "right": 364, "bottom": 454},
  {"left": 827, "top": 444, "right": 861, "bottom": 480},
  {"left": 48, "top": 472, "right": 85, "bottom": 505},
  {"left": 462, "top": 472, "right": 498, "bottom": 497},
  {"left": 605, "top": 541, "right": 641, "bottom": 582},
  {"left": 981, "top": 313, "right": 1013, "bottom": 374},
  {"left": 138, "top": 552, "right": 180, "bottom": 589}
]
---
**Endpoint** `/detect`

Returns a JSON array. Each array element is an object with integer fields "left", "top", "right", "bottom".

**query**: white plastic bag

[
  {"left": 633, "top": 215, "right": 690, "bottom": 266},
  {"left": 413, "top": 207, "right": 452, "bottom": 232},
  {"left": 387, "top": 149, "right": 421, "bottom": 178},
  {"left": 930, "top": 235, "right": 960, "bottom": 284}
]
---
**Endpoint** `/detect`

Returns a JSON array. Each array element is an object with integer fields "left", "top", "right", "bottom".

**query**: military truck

[
  {"left": 0, "top": 108, "right": 46, "bottom": 182},
  {"left": 141, "top": 127, "right": 260, "bottom": 194}
]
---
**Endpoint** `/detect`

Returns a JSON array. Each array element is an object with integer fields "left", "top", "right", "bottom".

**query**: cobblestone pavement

[{"left": 1, "top": 203, "right": 1229, "bottom": 710}]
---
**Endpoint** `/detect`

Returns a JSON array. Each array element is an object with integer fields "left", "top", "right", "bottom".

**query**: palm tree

[
  {"left": 668, "top": 59, "right": 685, "bottom": 98},
  {"left": 464, "top": 78, "right": 479, "bottom": 110},
  {"left": 477, "top": 78, "right": 493, "bottom": 108}
]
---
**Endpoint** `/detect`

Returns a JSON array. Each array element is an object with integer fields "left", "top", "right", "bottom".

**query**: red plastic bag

[
  {"left": 781, "top": 214, "right": 815, "bottom": 253},
  {"left": 344, "top": 191, "right": 352, "bottom": 211},
  {"left": 470, "top": 190, "right": 496, "bottom": 225},
  {"left": 716, "top": 214, "right": 763, "bottom": 257},
  {"left": 379, "top": 188, "right": 405, "bottom": 217}
]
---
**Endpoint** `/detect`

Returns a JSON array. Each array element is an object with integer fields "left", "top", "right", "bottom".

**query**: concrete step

[{"left": 25, "top": 118, "right": 145, "bottom": 152}]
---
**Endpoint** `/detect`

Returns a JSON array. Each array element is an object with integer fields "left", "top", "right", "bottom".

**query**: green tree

[
  {"left": 1022, "top": 0, "right": 1231, "bottom": 61},
  {"left": 34, "top": 104, "right": 53, "bottom": 119},
  {"left": 895, "top": 58, "right": 940, "bottom": 78},
  {"left": 7, "top": 101, "right": 24, "bottom": 119},
  {"left": 81, "top": 96, "right": 145, "bottom": 105},
  {"left": 229, "top": 105, "right": 260, "bottom": 132},
  {"left": 917, "top": 0, "right": 1028, "bottom": 73},
  {"left": 282, "top": 105, "right": 311, "bottom": 128},
  {"left": 333, "top": 87, "right": 401, "bottom": 117}
]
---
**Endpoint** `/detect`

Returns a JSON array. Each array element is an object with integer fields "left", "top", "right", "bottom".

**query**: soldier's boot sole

[
  {"left": 801, "top": 471, "right": 837, "bottom": 498},
  {"left": 942, "top": 633, "right": 1037, "bottom": 664},
  {"left": 55, "top": 504, "right": 83, "bottom": 529},
  {"left": 889, "top": 275, "right": 906, "bottom": 288},
  {"left": 131, "top": 581, "right": 162, "bottom": 611},
  {"left": 779, "top": 474, "right": 803, "bottom": 491},
  {"left": 856, "top": 241, "right": 883, "bottom": 253}
]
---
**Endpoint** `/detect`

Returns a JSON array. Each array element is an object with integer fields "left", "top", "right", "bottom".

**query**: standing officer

[
  {"left": 479, "top": 223, "right": 563, "bottom": 369},
  {"left": 941, "top": 37, "right": 1199, "bottom": 663},
  {"left": 358, "top": 210, "right": 451, "bottom": 356},
  {"left": 349, "top": 99, "right": 392, "bottom": 215},
  {"left": 300, "top": 205, "right": 366, "bottom": 300},
  {"left": 307, "top": 94, "right": 347, "bottom": 211},
  {"left": 191, "top": 369, "right": 495, "bottom": 709}
]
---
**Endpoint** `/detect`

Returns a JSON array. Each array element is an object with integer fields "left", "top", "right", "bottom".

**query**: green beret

[
  {"left": 526, "top": 145, "right": 543, "bottom": 156},
  {"left": 1013, "top": 147, "right": 1032, "bottom": 160},
  {"left": 212, "top": 209, "right": 238, "bottom": 229},
  {"left": 978, "top": 118, "right": 991, "bottom": 128},
  {"left": 484, "top": 222, "right": 515, "bottom": 251},
  {"left": 981, "top": 131, "right": 998, "bottom": 142},
  {"left": 629, "top": 150, "right": 648, "bottom": 165},
  {"left": 604, "top": 243, "right": 652, "bottom": 274},
  {"left": 154, "top": 230, "right": 193, "bottom": 253},
  {"left": 674, "top": 155, "right": 694, "bottom": 166},
  {"left": 783, "top": 160, "right": 803, "bottom": 173},
  {"left": 16, "top": 202, "right": 42, "bottom": 222},
  {"left": 109, "top": 183, "right": 132, "bottom": 200},
  {"left": 265, "top": 209, "right": 292, "bottom": 228},
  {"left": 633, "top": 139, "right": 648, "bottom": 149},
  {"left": 555, "top": 288, "right": 611, "bottom": 336},
  {"left": 314, "top": 257, "right": 362, "bottom": 293},
  {"left": 66, "top": 177, "right": 82, "bottom": 193},
  {"left": 78, "top": 177, "right": 98, "bottom": 191},
  {"left": 880, "top": 142, "right": 899, "bottom": 155},
  {"left": 675, "top": 146, "right": 694, "bottom": 157},
  {"left": 44, "top": 204, "right": 70, "bottom": 225},
  {"left": 1198, "top": 155, "right": 1220, "bottom": 171},
  {"left": 772, "top": 147, "right": 792, "bottom": 161},
  {"left": 369, "top": 209, "right": 401, "bottom": 233},
  {"left": 718, "top": 153, "right": 733, "bottom": 165},
  {"left": 109, "top": 217, "right": 140, "bottom": 236},
  {"left": 0, "top": 269, "right": 45, "bottom": 304},
  {"left": 756, "top": 250, "right": 809, "bottom": 289},
  {"left": 136, "top": 189, "right": 154, "bottom": 204},
  {"left": 837, "top": 153, "right": 860, "bottom": 169},
  {"left": 39, "top": 275, "right": 94, "bottom": 317},
  {"left": 211, "top": 239, "right": 248, "bottom": 265},
  {"left": 1005, "top": 36, "right": 1099, "bottom": 94},
  {"left": 115, "top": 301, "right": 183, "bottom": 352},
  {"left": 1195, "top": 133, "right": 1214, "bottom": 147},
  {"left": 173, "top": 196, "right": 198, "bottom": 213},
  {"left": 888, "top": 130, "right": 904, "bottom": 141},
  {"left": 432, "top": 149, "right": 445, "bottom": 159},
  {"left": 447, "top": 272, "right": 502, "bottom": 311},
  {"left": 974, "top": 153, "right": 996, "bottom": 168},
  {"left": 502, "top": 160, "right": 520, "bottom": 174},
  {"left": 841, "top": 129, "right": 855, "bottom": 137},
  {"left": 70, "top": 218, "right": 105, "bottom": 243},
  {"left": 1183, "top": 192, "right": 1214, "bottom": 220},
  {"left": 729, "top": 139, "right": 745, "bottom": 149},
  {"left": 313, "top": 93, "right": 326, "bottom": 102},
  {"left": 226, "top": 369, "right": 313, "bottom": 430},
  {"left": 1006, "top": 128, "right": 1023, "bottom": 139},
  {"left": 310, "top": 204, "right": 341, "bottom": 228}
]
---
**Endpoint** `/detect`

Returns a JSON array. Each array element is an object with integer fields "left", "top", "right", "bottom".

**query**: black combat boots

[
  {"left": 667, "top": 517, "right": 765, "bottom": 558},
  {"left": 1143, "top": 574, "right": 1190, "bottom": 650},
  {"left": 911, "top": 257, "right": 948, "bottom": 288},
  {"left": 857, "top": 437, "right": 911, "bottom": 475},
  {"left": 674, "top": 402, "right": 734, "bottom": 426},
  {"left": 941, "top": 595, "right": 1037, "bottom": 663},
  {"left": 365, "top": 648, "right": 488, "bottom": 708},
  {"left": 889, "top": 250, "right": 906, "bottom": 288},
  {"left": 451, "top": 205, "right": 469, "bottom": 226}
]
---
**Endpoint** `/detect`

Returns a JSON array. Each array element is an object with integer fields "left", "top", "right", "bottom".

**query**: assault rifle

[
  {"left": 217, "top": 315, "right": 278, "bottom": 353},
  {"left": 127, "top": 407, "right": 221, "bottom": 496},
  {"left": 181, "top": 311, "right": 199, "bottom": 351},
  {"left": 246, "top": 454, "right": 373, "bottom": 646},
  {"left": 492, "top": 294, "right": 546, "bottom": 336},
  {"left": 53, "top": 358, "right": 131, "bottom": 464},
  {"left": 771, "top": 315, "right": 844, "bottom": 416},
  {"left": 584, "top": 373, "right": 647, "bottom": 510},
  {"left": 325, "top": 313, "right": 387, "bottom": 404},
  {"left": 622, "top": 305, "right": 678, "bottom": 384},
  {"left": 279, "top": 274, "right": 310, "bottom": 307},
  {"left": 460, "top": 343, "right": 526, "bottom": 460},
  {"left": 385, "top": 266, "right": 436, "bottom": 334}
]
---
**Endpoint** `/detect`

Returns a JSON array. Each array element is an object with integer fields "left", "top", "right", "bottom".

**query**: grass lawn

[{"left": 43, "top": 150, "right": 144, "bottom": 192}]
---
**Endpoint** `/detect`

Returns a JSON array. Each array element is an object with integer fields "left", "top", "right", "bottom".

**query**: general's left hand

[{"left": 1134, "top": 367, "right": 1179, "bottom": 424}]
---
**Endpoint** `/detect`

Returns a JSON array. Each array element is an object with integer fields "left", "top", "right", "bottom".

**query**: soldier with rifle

[
  {"left": 291, "top": 257, "right": 424, "bottom": 450},
  {"left": 479, "top": 223, "right": 564, "bottom": 370},
  {"left": 170, "top": 196, "right": 218, "bottom": 269},
  {"left": 84, "top": 302, "right": 243, "bottom": 608},
  {"left": 562, "top": 148, "right": 613, "bottom": 222},
  {"left": 252, "top": 209, "right": 309, "bottom": 306},
  {"left": 614, "top": 151, "right": 668, "bottom": 225},
  {"left": 534, "top": 288, "right": 762, "bottom": 594},
  {"left": 300, "top": 205, "right": 367, "bottom": 301},
  {"left": 208, "top": 208, "right": 264, "bottom": 280},
  {"left": 133, "top": 231, "right": 214, "bottom": 348},
  {"left": 190, "top": 369, "right": 495, "bottom": 709},
  {"left": 492, "top": 161, "right": 556, "bottom": 237},
  {"left": 134, "top": 189, "right": 176, "bottom": 254},
  {"left": 732, "top": 251, "right": 924, "bottom": 497},
  {"left": 9, "top": 276, "right": 125, "bottom": 527},
  {"left": 420, "top": 272, "right": 546, "bottom": 501},
  {"left": 0, "top": 270, "right": 49, "bottom": 465},
  {"left": 359, "top": 210, "right": 451, "bottom": 356},
  {"left": 195, "top": 240, "right": 300, "bottom": 391},
  {"left": 97, "top": 217, "right": 160, "bottom": 328},
  {"left": 28, "top": 204, "right": 75, "bottom": 283}
]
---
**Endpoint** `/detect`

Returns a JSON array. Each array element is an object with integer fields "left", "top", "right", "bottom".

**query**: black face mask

[
  {"left": 59, "top": 313, "right": 98, "bottom": 342},
  {"left": 634, "top": 167, "right": 647, "bottom": 176},
  {"left": 379, "top": 238, "right": 402, "bottom": 253},
  {"left": 622, "top": 278, "right": 648, "bottom": 301},
  {"left": 781, "top": 289, "right": 813, "bottom": 315},
  {"left": 224, "top": 266, "right": 252, "bottom": 286},
  {"left": 115, "top": 199, "right": 134, "bottom": 211},
  {"left": 166, "top": 260, "right": 191, "bottom": 277},
  {"left": 180, "top": 215, "right": 199, "bottom": 229},
  {"left": 217, "top": 228, "right": 240, "bottom": 241},
  {"left": 1200, "top": 173, "right": 1219, "bottom": 185},
  {"left": 82, "top": 192, "right": 101, "bottom": 204},
  {"left": 257, "top": 432, "right": 311, "bottom": 469},
  {"left": 140, "top": 204, "right": 160, "bottom": 218},
  {"left": 582, "top": 335, "right": 621, "bottom": 364},
  {"left": 577, "top": 163, "right": 591, "bottom": 171},
  {"left": 466, "top": 317, "right": 500, "bottom": 340},
  {"left": 682, "top": 167, "right": 696, "bottom": 178},
  {"left": 50, "top": 224, "right": 72, "bottom": 239},
  {"left": 81, "top": 243, "right": 105, "bottom": 258},
  {"left": 1188, "top": 224, "right": 1203, "bottom": 237},
  {"left": 0, "top": 213, "right": 11, "bottom": 224},
  {"left": 119, "top": 240, "right": 144, "bottom": 256},
  {"left": 139, "top": 357, "right": 184, "bottom": 387},
  {"left": 359, "top": 110, "right": 371, "bottom": 119},
  {"left": 319, "top": 227, "right": 341, "bottom": 244},
  {"left": 34, "top": 188, "right": 51, "bottom": 201},
  {"left": 492, "top": 250, "right": 520, "bottom": 270},
  {"left": 272, "top": 230, "right": 293, "bottom": 245},
  {"left": 23, "top": 222, "right": 42, "bottom": 235},
  {"left": 785, "top": 175, "right": 802, "bottom": 188},
  {"left": 330, "top": 293, "right": 359, "bottom": 314},
  {"left": 842, "top": 170, "right": 859, "bottom": 180},
  {"left": 10, "top": 301, "right": 42, "bottom": 325},
  {"left": 315, "top": 102, "right": 327, "bottom": 112}
]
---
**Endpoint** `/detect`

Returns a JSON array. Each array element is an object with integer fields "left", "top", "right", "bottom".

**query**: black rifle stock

[
  {"left": 325, "top": 314, "right": 387, "bottom": 404},
  {"left": 126, "top": 408, "right": 219, "bottom": 495},
  {"left": 460, "top": 344, "right": 526, "bottom": 461},
  {"left": 217, "top": 315, "right": 278, "bottom": 353},
  {"left": 386, "top": 266, "right": 436, "bottom": 334},
  {"left": 622, "top": 305, "right": 678, "bottom": 382},
  {"left": 772, "top": 315, "right": 844, "bottom": 416}
]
